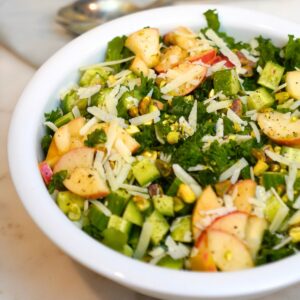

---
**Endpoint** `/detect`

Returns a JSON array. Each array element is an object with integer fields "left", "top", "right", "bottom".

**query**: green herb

[
  {"left": 242, "top": 76, "right": 259, "bottom": 91},
  {"left": 133, "top": 125, "right": 159, "bottom": 153},
  {"left": 139, "top": 74, "right": 161, "bottom": 98},
  {"left": 41, "top": 134, "right": 52, "bottom": 155},
  {"left": 283, "top": 35, "right": 300, "bottom": 71},
  {"left": 84, "top": 129, "right": 107, "bottom": 147},
  {"left": 169, "top": 96, "right": 194, "bottom": 118},
  {"left": 256, "top": 231, "right": 296, "bottom": 265},
  {"left": 192, "top": 169, "right": 217, "bottom": 186},
  {"left": 255, "top": 36, "right": 282, "bottom": 67},
  {"left": 48, "top": 170, "right": 68, "bottom": 194},
  {"left": 194, "top": 78, "right": 213, "bottom": 101},
  {"left": 203, "top": 9, "right": 220, "bottom": 31},
  {"left": 44, "top": 108, "right": 63, "bottom": 123}
]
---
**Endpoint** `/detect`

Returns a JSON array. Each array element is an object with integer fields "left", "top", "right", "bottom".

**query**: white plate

[{"left": 8, "top": 4, "right": 300, "bottom": 300}]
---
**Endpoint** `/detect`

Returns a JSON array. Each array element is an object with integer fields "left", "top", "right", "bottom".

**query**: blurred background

[{"left": 1, "top": 0, "right": 300, "bottom": 299}]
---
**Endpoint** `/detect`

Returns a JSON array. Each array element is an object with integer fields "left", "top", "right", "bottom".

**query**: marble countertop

[{"left": 1, "top": 1, "right": 300, "bottom": 299}]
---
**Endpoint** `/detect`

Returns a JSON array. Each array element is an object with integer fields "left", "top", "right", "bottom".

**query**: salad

[{"left": 39, "top": 9, "right": 300, "bottom": 272}]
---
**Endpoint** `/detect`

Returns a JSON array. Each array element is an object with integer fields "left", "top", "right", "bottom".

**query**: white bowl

[{"left": 8, "top": 4, "right": 300, "bottom": 300}]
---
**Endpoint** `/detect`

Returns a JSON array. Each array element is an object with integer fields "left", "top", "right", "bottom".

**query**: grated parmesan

[
  {"left": 219, "top": 158, "right": 248, "bottom": 182},
  {"left": 129, "top": 110, "right": 160, "bottom": 126},
  {"left": 165, "top": 236, "right": 190, "bottom": 259},
  {"left": 44, "top": 121, "right": 58, "bottom": 132},
  {"left": 215, "top": 118, "right": 224, "bottom": 137},
  {"left": 249, "top": 121, "right": 261, "bottom": 143},
  {"left": 87, "top": 106, "right": 126, "bottom": 127},
  {"left": 227, "top": 108, "right": 247, "bottom": 126},
  {"left": 77, "top": 85, "right": 101, "bottom": 99},
  {"left": 79, "top": 116, "right": 98, "bottom": 136},
  {"left": 89, "top": 200, "right": 112, "bottom": 217},
  {"left": 80, "top": 56, "right": 135, "bottom": 71},
  {"left": 72, "top": 106, "right": 81, "bottom": 118},
  {"left": 206, "top": 100, "right": 232, "bottom": 113},
  {"left": 188, "top": 100, "right": 197, "bottom": 132}
]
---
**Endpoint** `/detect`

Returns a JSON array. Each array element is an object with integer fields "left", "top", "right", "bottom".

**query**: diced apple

[
  {"left": 53, "top": 147, "right": 96, "bottom": 174},
  {"left": 130, "top": 56, "right": 149, "bottom": 76},
  {"left": 162, "top": 62, "right": 207, "bottom": 96},
  {"left": 54, "top": 124, "right": 71, "bottom": 154},
  {"left": 209, "top": 211, "right": 249, "bottom": 240},
  {"left": 257, "top": 111, "right": 300, "bottom": 146},
  {"left": 68, "top": 117, "right": 86, "bottom": 135},
  {"left": 192, "top": 186, "right": 223, "bottom": 239},
  {"left": 286, "top": 71, "right": 300, "bottom": 100},
  {"left": 118, "top": 128, "right": 140, "bottom": 153},
  {"left": 45, "top": 139, "right": 60, "bottom": 167},
  {"left": 63, "top": 167, "right": 109, "bottom": 199},
  {"left": 163, "top": 27, "right": 199, "bottom": 50},
  {"left": 229, "top": 180, "right": 256, "bottom": 214},
  {"left": 207, "top": 229, "right": 253, "bottom": 271},
  {"left": 245, "top": 216, "right": 267, "bottom": 258},
  {"left": 189, "top": 231, "right": 217, "bottom": 272},
  {"left": 125, "top": 28, "right": 160, "bottom": 68},
  {"left": 155, "top": 45, "right": 187, "bottom": 73}
]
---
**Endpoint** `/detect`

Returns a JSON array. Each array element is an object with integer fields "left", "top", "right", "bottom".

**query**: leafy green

[
  {"left": 139, "top": 74, "right": 161, "bottom": 99},
  {"left": 283, "top": 35, "right": 300, "bottom": 71},
  {"left": 41, "top": 134, "right": 52, "bottom": 155},
  {"left": 105, "top": 36, "right": 133, "bottom": 71},
  {"left": 192, "top": 169, "right": 217, "bottom": 186},
  {"left": 242, "top": 76, "right": 259, "bottom": 91},
  {"left": 84, "top": 129, "right": 107, "bottom": 147},
  {"left": 256, "top": 231, "right": 296, "bottom": 265},
  {"left": 203, "top": 9, "right": 220, "bottom": 31},
  {"left": 82, "top": 224, "right": 102, "bottom": 240},
  {"left": 48, "top": 170, "right": 68, "bottom": 194},
  {"left": 133, "top": 125, "right": 159, "bottom": 153},
  {"left": 255, "top": 36, "right": 282, "bottom": 67},
  {"left": 194, "top": 78, "right": 213, "bottom": 101},
  {"left": 44, "top": 108, "right": 63, "bottom": 123},
  {"left": 169, "top": 96, "right": 194, "bottom": 118}
]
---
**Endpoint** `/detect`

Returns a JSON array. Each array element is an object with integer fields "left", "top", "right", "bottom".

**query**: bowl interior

[{"left": 9, "top": 4, "right": 300, "bottom": 300}]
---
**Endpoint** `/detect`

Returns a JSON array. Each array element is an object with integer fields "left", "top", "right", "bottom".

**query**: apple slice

[
  {"left": 192, "top": 186, "right": 223, "bottom": 239},
  {"left": 64, "top": 167, "right": 109, "bottom": 199},
  {"left": 207, "top": 229, "right": 254, "bottom": 271},
  {"left": 118, "top": 127, "right": 140, "bottom": 154},
  {"left": 161, "top": 62, "right": 207, "bottom": 96},
  {"left": 54, "top": 123, "right": 71, "bottom": 153},
  {"left": 155, "top": 45, "right": 187, "bottom": 73},
  {"left": 125, "top": 28, "right": 160, "bottom": 68},
  {"left": 229, "top": 180, "right": 256, "bottom": 214},
  {"left": 209, "top": 211, "right": 249, "bottom": 240},
  {"left": 53, "top": 147, "right": 95, "bottom": 174},
  {"left": 189, "top": 231, "right": 217, "bottom": 272},
  {"left": 245, "top": 216, "right": 267, "bottom": 258},
  {"left": 45, "top": 139, "right": 60, "bottom": 167},
  {"left": 286, "top": 71, "right": 300, "bottom": 100},
  {"left": 257, "top": 111, "right": 300, "bottom": 146},
  {"left": 187, "top": 49, "right": 217, "bottom": 64}
]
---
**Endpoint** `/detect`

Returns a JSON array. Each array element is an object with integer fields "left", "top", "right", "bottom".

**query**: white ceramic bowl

[{"left": 8, "top": 4, "right": 300, "bottom": 300}]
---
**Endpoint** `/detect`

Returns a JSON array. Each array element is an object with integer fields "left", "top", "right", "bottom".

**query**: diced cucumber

[
  {"left": 157, "top": 255, "right": 184, "bottom": 270},
  {"left": 56, "top": 191, "right": 85, "bottom": 213},
  {"left": 61, "top": 90, "right": 88, "bottom": 114},
  {"left": 79, "top": 68, "right": 110, "bottom": 87},
  {"left": 91, "top": 88, "right": 111, "bottom": 107},
  {"left": 108, "top": 215, "right": 132, "bottom": 236},
  {"left": 213, "top": 69, "right": 240, "bottom": 96},
  {"left": 88, "top": 203, "right": 109, "bottom": 232},
  {"left": 258, "top": 61, "right": 285, "bottom": 90},
  {"left": 247, "top": 87, "right": 274, "bottom": 111},
  {"left": 54, "top": 112, "right": 74, "bottom": 128},
  {"left": 117, "top": 90, "right": 142, "bottom": 119},
  {"left": 122, "top": 244, "right": 134, "bottom": 257},
  {"left": 170, "top": 216, "right": 192, "bottom": 243},
  {"left": 102, "top": 228, "right": 128, "bottom": 251},
  {"left": 262, "top": 172, "right": 286, "bottom": 190},
  {"left": 281, "top": 146, "right": 300, "bottom": 164},
  {"left": 123, "top": 201, "right": 144, "bottom": 226},
  {"left": 132, "top": 159, "right": 160, "bottom": 186},
  {"left": 173, "top": 197, "right": 185, "bottom": 213},
  {"left": 147, "top": 210, "right": 170, "bottom": 245},
  {"left": 132, "top": 196, "right": 152, "bottom": 212},
  {"left": 265, "top": 195, "right": 289, "bottom": 232},
  {"left": 128, "top": 226, "right": 141, "bottom": 249},
  {"left": 105, "top": 190, "right": 130, "bottom": 216},
  {"left": 153, "top": 195, "right": 174, "bottom": 217},
  {"left": 166, "top": 178, "right": 182, "bottom": 196}
]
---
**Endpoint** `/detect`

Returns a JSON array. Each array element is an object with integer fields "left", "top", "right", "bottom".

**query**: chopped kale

[
  {"left": 203, "top": 9, "right": 220, "bottom": 31},
  {"left": 283, "top": 35, "right": 300, "bottom": 71},
  {"left": 41, "top": 134, "right": 52, "bottom": 155},
  {"left": 48, "top": 170, "right": 68, "bottom": 194},
  {"left": 194, "top": 78, "right": 213, "bottom": 101},
  {"left": 192, "top": 169, "right": 217, "bottom": 186},
  {"left": 84, "top": 129, "right": 107, "bottom": 147},
  {"left": 133, "top": 125, "right": 159, "bottom": 153},
  {"left": 256, "top": 231, "right": 296, "bottom": 265},
  {"left": 44, "top": 108, "right": 63, "bottom": 123},
  {"left": 242, "top": 76, "right": 259, "bottom": 91},
  {"left": 139, "top": 74, "right": 161, "bottom": 99},
  {"left": 169, "top": 96, "right": 194, "bottom": 118}
]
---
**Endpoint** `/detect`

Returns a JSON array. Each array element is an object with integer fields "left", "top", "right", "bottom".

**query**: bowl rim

[{"left": 8, "top": 4, "right": 300, "bottom": 299}]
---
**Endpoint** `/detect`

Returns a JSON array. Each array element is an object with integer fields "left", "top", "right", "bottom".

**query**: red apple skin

[
  {"left": 189, "top": 231, "right": 217, "bottom": 272},
  {"left": 39, "top": 161, "right": 53, "bottom": 185},
  {"left": 188, "top": 49, "right": 217, "bottom": 65}
]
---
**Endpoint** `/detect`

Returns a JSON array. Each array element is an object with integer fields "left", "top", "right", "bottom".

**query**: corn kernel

[
  {"left": 167, "top": 131, "right": 180, "bottom": 144},
  {"left": 126, "top": 125, "right": 140, "bottom": 135},
  {"left": 177, "top": 184, "right": 196, "bottom": 203},
  {"left": 108, "top": 75, "right": 116, "bottom": 85},
  {"left": 291, "top": 116, "right": 298, "bottom": 122},
  {"left": 208, "top": 89, "right": 215, "bottom": 98},
  {"left": 142, "top": 150, "right": 157, "bottom": 160},
  {"left": 282, "top": 194, "right": 289, "bottom": 203},
  {"left": 274, "top": 146, "right": 281, "bottom": 154},
  {"left": 233, "top": 123, "right": 241, "bottom": 132},
  {"left": 253, "top": 160, "right": 269, "bottom": 176},
  {"left": 68, "top": 203, "right": 81, "bottom": 221},
  {"left": 275, "top": 91, "right": 290, "bottom": 103},
  {"left": 289, "top": 227, "right": 300, "bottom": 242}
]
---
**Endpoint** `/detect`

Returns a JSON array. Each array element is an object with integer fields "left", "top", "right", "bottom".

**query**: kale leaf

[
  {"left": 41, "top": 134, "right": 52, "bottom": 155},
  {"left": 256, "top": 231, "right": 296, "bottom": 265},
  {"left": 255, "top": 36, "right": 282, "bottom": 67},
  {"left": 203, "top": 9, "right": 220, "bottom": 31},
  {"left": 283, "top": 35, "right": 300, "bottom": 71},
  {"left": 139, "top": 74, "right": 161, "bottom": 99},
  {"left": 84, "top": 129, "right": 107, "bottom": 147},
  {"left": 133, "top": 125, "right": 159, "bottom": 153},
  {"left": 48, "top": 170, "right": 68, "bottom": 194},
  {"left": 169, "top": 96, "right": 194, "bottom": 118},
  {"left": 44, "top": 108, "right": 63, "bottom": 123}
]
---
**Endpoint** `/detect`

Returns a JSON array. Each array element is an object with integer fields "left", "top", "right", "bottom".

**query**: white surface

[
  {"left": 1, "top": 1, "right": 300, "bottom": 300},
  {"left": 6, "top": 4, "right": 300, "bottom": 300}
]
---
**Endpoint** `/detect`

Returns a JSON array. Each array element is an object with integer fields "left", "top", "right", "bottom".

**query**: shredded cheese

[
  {"left": 89, "top": 200, "right": 111, "bottom": 217},
  {"left": 80, "top": 56, "right": 135, "bottom": 71},
  {"left": 87, "top": 106, "right": 126, "bottom": 127},
  {"left": 188, "top": 100, "right": 197, "bottom": 132},
  {"left": 206, "top": 100, "right": 232, "bottom": 113},
  {"left": 129, "top": 110, "right": 160, "bottom": 126},
  {"left": 77, "top": 85, "right": 101, "bottom": 99},
  {"left": 249, "top": 121, "right": 261, "bottom": 143},
  {"left": 215, "top": 118, "right": 224, "bottom": 137},
  {"left": 219, "top": 158, "right": 248, "bottom": 182},
  {"left": 227, "top": 108, "right": 247, "bottom": 126},
  {"left": 286, "top": 164, "right": 297, "bottom": 201},
  {"left": 79, "top": 116, "right": 98, "bottom": 136},
  {"left": 44, "top": 121, "right": 58, "bottom": 132}
]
